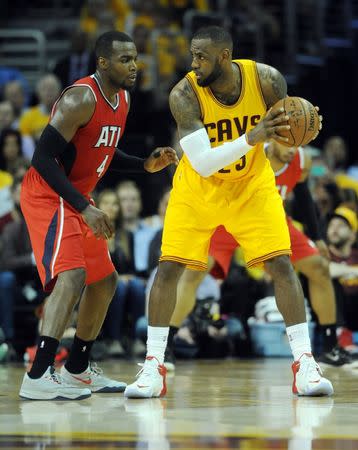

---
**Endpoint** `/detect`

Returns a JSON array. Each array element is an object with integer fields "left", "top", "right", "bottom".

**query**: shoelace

[
  {"left": 88, "top": 362, "right": 103, "bottom": 377},
  {"left": 301, "top": 357, "right": 322, "bottom": 381},
  {"left": 135, "top": 362, "right": 145, "bottom": 379},
  {"left": 135, "top": 361, "right": 157, "bottom": 381},
  {"left": 47, "top": 366, "right": 62, "bottom": 384}
]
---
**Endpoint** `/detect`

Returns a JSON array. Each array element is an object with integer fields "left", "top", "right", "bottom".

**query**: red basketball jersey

[
  {"left": 27, "top": 74, "right": 129, "bottom": 198},
  {"left": 274, "top": 147, "right": 305, "bottom": 199}
]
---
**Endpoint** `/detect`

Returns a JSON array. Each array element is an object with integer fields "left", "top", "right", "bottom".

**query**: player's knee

[
  {"left": 106, "top": 271, "right": 118, "bottom": 293},
  {"left": 57, "top": 268, "right": 86, "bottom": 297},
  {"left": 157, "top": 261, "right": 185, "bottom": 285},
  {"left": 265, "top": 255, "right": 294, "bottom": 279}
]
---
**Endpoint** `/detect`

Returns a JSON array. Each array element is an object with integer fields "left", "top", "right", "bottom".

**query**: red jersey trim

[
  {"left": 51, "top": 84, "right": 97, "bottom": 118},
  {"left": 298, "top": 147, "right": 305, "bottom": 169},
  {"left": 274, "top": 163, "right": 289, "bottom": 177},
  {"left": 91, "top": 74, "right": 119, "bottom": 110}
]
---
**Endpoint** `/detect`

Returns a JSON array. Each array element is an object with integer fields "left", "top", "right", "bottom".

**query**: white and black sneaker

[
  {"left": 317, "top": 346, "right": 356, "bottom": 367},
  {"left": 20, "top": 366, "right": 91, "bottom": 400}
]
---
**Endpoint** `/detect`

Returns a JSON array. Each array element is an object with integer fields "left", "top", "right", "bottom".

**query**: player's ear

[
  {"left": 98, "top": 56, "right": 109, "bottom": 70},
  {"left": 220, "top": 48, "right": 231, "bottom": 63}
]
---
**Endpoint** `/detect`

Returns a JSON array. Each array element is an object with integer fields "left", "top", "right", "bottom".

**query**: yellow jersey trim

[
  {"left": 253, "top": 62, "right": 267, "bottom": 111},
  {"left": 207, "top": 61, "right": 245, "bottom": 109},
  {"left": 185, "top": 74, "right": 204, "bottom": 121},
  {"left": 247, "top": 249, "right": 292, "bottom": 268}
]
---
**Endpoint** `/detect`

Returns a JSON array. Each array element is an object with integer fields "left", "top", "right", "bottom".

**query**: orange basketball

[{"left": 273, "top": 96, "right": 320, "bottom": 147}]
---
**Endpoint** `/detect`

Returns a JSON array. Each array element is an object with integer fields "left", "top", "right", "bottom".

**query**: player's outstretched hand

[
  {"left": 81, "top": 204, "right": 114, "bottom": 240},
  {"left": 246, "top": 107, "right": 290, "bottom": 146},
  {"left": 144, "top": 147, "right": 179, "bottom": 173}
]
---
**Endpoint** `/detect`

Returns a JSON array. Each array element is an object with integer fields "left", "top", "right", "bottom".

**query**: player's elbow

[{"left": 187, "top": 157, "right": 213, "bottom": 177}]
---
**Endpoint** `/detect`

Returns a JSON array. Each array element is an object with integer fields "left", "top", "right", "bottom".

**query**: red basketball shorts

[
  {"left": 209, "top": 225, "right": 238, "bottom": 279},
  {"left": 21, "top": 171, "right": 115, "bottom": 292},
  {"left": 209, "top": 218, "right": 319, "bottom": 278},
  {"left": 286, "top": 216, "right": 318, "bottom": 263}
]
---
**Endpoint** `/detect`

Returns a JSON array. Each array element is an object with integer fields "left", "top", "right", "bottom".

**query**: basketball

[{"left": 273, "top": 96, "right": 320, "bottom": 147}]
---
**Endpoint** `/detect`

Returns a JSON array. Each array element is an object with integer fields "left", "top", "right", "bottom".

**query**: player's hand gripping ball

[{"left": 273, "top": 96, "right": 322, "bottom": 147}]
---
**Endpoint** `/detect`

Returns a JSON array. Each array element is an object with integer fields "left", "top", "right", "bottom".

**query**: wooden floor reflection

[{"left": 1, "top": 358, "right": 358, "bottom": 449}]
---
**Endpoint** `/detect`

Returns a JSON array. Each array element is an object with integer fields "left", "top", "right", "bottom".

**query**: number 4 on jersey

[{"left": 97, "top": 154, "right": 109, "bottom": 177}]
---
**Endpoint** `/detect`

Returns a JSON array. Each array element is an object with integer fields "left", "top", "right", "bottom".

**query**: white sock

[
  {"left": 286, "top": 322, "right": 312, "bottom": 361},
  {"left": 146, "top": 326, "right": 169, "bottom": 364}
]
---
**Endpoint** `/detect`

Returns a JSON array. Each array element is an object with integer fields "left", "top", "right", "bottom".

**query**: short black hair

[
  {"left": 192, "top": 26, "right": 233, "bottom": 51},
  {"left": 94, "top": 31, "right": 133, "bottom": 60}
]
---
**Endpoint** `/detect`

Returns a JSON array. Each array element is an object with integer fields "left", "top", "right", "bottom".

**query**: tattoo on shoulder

[
  {"left": 169, "top": 79, "right": 201, "bottom": 132},
  {"left": 258, "top": 64, "right": 287, "bottom": 107}
]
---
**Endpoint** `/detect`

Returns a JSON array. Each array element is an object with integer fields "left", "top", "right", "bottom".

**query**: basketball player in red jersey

[
  {"left": 19, "top": 31, "right": 178, "bottom": 400},
  {"left": 165, "top": 141, "right": 353, "bottom": 370}
]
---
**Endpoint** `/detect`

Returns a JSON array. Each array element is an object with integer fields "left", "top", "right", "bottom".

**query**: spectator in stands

[
  {"left": 0, "top": 168, "right": 14, "bottom": 234},
  {"left": 323, "top": 136, "right": 358, "bottom": 196},
  {"left": 132, "top": 24, "right": 155, "bottom": 93},
  {"left": 0, "top": 178, "right": 44, "bottom": 359},
  {"left": 313, "top": 179, "right": 342, "bottom": 234},
  {"left": 327, "top": 207, "right": 358, "bottom": 344},
  {"left": 3, "top": 80, "right": 28, "bottom": 128},
  {"left": 116, "top": 180, "right": 159, "bottom": 274},
  {"left": 98, "top": 187, "right": 149, "bottom": 357},
  {"left": 0, "top": 67, "right": 29, "bottom": 104},
  {"left": 341, "top": 188, "right": 358, "bottom": 215},
  {"left": 159, "top": 0, "right": 209, "bottom": 27},
  {"left": 53, "top": 29, "right": 96, "bottom": 89},
  {"left": 0, "top": 101, "right": 14, "bottom": 133},
  {"left": 95, "top": 189, "right": 124, "bottom": 356},
  {"left": 0, "top": 129, "right": 28, "bottom": 176},
  {"left": 19, "top": 74, "right": 61, "bottom": 142},
  {"left": 0, "top": 98, "right": 34, "bottom": 160},
  {"left": 80, "top": 0, "right": 131, "bottom": 38}
]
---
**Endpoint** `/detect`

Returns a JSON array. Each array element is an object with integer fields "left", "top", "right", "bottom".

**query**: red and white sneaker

[
  {"left": 61, "top": 363, "right": 126, "bottom": 393},
  {"left": 124, "top": 356, "right": 167, "bottom": 398},
  {"left": 292, "top": 353, "right": 334, "bottom": 396}
]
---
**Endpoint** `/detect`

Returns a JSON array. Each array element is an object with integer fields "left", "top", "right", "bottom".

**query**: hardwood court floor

[{"left": 1, "top": 358, "right": 358, "bottom": 449}]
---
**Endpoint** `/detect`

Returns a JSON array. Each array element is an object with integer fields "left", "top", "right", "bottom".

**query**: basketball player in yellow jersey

[{"left": 125, "top": 26, "right": 333, "bottom": 398}]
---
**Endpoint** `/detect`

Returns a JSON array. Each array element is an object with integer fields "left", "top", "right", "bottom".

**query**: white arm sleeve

[{"left": 179, "top": 128, "right": 254, "bottom": 177}]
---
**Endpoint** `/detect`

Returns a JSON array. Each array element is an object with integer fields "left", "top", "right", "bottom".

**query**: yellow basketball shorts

[{"left": 160, "top": 158, "right": 291, "bottom": 270}]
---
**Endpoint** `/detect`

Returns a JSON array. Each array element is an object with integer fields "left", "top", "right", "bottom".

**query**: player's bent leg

[
  {"left": 295, "top": 255, "right": 354, "bottom": 367},
  {"left": 265, "top": 255, "right": 333, "bottom": 396},
  {"left": 265, "top": 255, "right": 306, "bottom": 326},
  {"left": 76, "top": 271, "right": 118, "bottom": 340},
  {"left": 62, "top": 271, "right": 126, "bottom": 393},
  {"left": 41, "top": 268, "right": 87, "bottom": 339},
  {"left": 171, "top": 269, "right": 206, "bottom": 328},
  {"left": 125, "top": 261, "right": 185, "bottom": 399},
  {"left": 20, "top": 268, "right": 92, "bottom": 400}
]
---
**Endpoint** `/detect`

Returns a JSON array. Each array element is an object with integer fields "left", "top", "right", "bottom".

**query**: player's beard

[
  {"left": 197, "top": 59, "right": 223, "bottom": 87},
  {"left": 109, "top": 73, "right": 136, "bottom": 92}
]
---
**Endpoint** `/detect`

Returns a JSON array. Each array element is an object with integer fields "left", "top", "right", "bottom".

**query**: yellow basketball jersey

[{"left": 185, "top": 59, "right": 267, "bottom": 180}]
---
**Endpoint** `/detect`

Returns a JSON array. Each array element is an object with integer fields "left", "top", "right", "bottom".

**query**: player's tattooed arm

[
  {"left": 169, "top": 78, "right": 204, "bottom": 138},
  {"left": 256, "top": 63, "right": 287, "bottom": 109}
]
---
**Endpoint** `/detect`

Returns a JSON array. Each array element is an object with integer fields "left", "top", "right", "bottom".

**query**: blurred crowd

[{"left": 0, "top": 0, "right": 358, "bottom": 363}]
